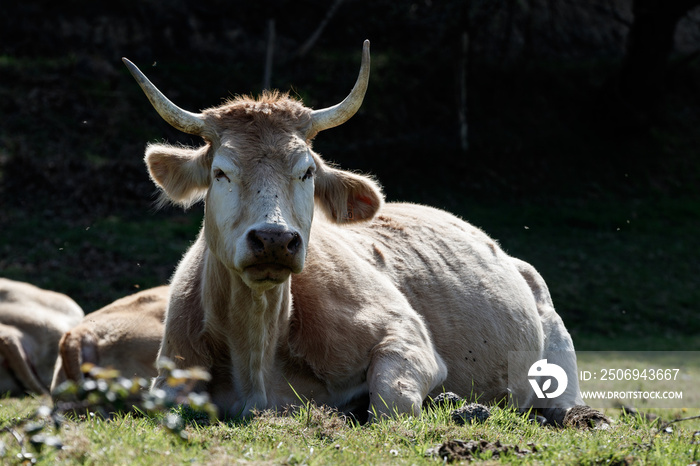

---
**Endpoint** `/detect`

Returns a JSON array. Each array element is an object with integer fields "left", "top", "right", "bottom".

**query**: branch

[
  {"left": 295, "top": 0, "right": 345, "bottom": 58},
  {"left": 660, "top": 414, "right": 700, "bottom": 430}
]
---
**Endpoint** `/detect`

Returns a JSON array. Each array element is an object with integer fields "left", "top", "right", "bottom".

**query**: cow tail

[
  {"left": 0, "top": 323, "right": 48, "bottom": 394},
  {"left": 59, "top": 330, "right": 98, "bottom": 382}
]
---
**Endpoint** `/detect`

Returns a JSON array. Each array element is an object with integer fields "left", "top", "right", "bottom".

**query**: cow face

[
  {"left": 125, "top": 41, "right": 381, "bottom": 290},
  {"left": 204, "top": 123, "right": 317, "bottom": 288},
  {"left": 143, "top": 96, "right": 383, "bottom": 291}
]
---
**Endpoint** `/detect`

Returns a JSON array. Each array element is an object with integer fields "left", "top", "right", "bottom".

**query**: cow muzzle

[{"left": 240, "top": 225, "right": 304, "bottom": 284}]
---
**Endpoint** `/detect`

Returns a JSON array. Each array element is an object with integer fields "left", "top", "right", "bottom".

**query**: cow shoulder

[{"left": 162, "top": 233, "right": 212, "bottom": 368}]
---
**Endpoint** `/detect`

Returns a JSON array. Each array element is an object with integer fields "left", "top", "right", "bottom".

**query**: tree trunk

[
  {"left": 458, "top": 31, "right": 469, "bottom": 153},
  {"left": 262, "top": 19, "right": 276, "bottom": 91}
]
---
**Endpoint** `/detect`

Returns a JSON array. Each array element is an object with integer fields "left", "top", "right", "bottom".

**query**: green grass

[
  {"left": 0, "top": 206, "right": 202, "bottom": 312},
  {"left": 1, "top": 395, "right": 698, "bottom": 465}
]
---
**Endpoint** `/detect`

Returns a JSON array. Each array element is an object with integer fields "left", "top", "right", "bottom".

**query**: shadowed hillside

[{"left": 1, "top": 1, "right": 699, "bottom": 348}]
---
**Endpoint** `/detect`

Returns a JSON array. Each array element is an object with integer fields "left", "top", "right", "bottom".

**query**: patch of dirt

[
  {"left": 255, "top": 403, "right": 349, "bottom": 441},
  {"left": 428, "top": 438, "right": 539, "bottom": 463},
  {"left": 450, "top": 403, "right": 491, "bottom": 425},
  {"left": 424, "top": 391, "right": 462, "bottom": 408},
  {"left": 562, "top": 405, "right": 610, "bottom": 429}
]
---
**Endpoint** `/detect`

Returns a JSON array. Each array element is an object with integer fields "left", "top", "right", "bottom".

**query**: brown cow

[
  {"left": 50, "top": 286, "right": 167, "bottom": 391},
  {"left": 0, "top": 278, "right": 83, "bottom": 395},
  {"left": 124, "top": 41, "right": 590, "bottom": 424}
]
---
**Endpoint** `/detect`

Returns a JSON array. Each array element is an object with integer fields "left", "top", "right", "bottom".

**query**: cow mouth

[{"left": 244, "top": 263, "right": 292, "bottom": 284}]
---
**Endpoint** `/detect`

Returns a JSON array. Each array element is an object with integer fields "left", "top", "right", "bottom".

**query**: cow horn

[
  {"left": 308, "top": 40, "right": 370, "bottom": 136},
  {"left": 122, "top": 58, "right": 207, "bottom": 136}
]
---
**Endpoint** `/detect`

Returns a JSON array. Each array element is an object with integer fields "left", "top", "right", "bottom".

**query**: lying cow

[
  {"left": 50, "top": 286, "right": 168, "bottom": 391},
  {"left": 123, "top": 40, "right": 591, "bottom": 424},
  {"left": 0, "top": 278, "right": 84, "bottom": 395}
]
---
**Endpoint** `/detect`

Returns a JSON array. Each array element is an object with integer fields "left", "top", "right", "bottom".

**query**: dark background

[{"left": 1, "top": 0, "right": 699, "bottom": 349}]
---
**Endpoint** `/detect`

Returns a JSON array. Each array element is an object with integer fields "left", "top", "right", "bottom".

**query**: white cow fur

[
  {"left": 0, "top": 278, "right": 84, "bottom": 395},
  {"left": 154, "top": 199, "right": 584, "bottom": 423},
  {"left": 129, "top": 55, "right": 585, "bottom": 424}
]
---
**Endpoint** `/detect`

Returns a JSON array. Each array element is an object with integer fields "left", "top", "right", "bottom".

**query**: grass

[
  {"left": 0, "top": 206, "right": 202, "bottom": 312},
  {"left": 2, "top": 353, "right": 698, "bottom": 464},
  {"left": 1, "top": 394, "right": 698, "bottom": 465}
]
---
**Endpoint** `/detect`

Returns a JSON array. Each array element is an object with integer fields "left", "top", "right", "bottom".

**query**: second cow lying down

[
  {"left": 51, "top": 286, "right": 168, "bottom": 391},
  {"left": 0, "top": 278, "right": 84, "bottom": 396}
]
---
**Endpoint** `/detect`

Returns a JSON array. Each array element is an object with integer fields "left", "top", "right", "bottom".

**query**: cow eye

[
  {"left": 301, "top": 167, "right": 314, "bottom": 181},
  {"left": 214, "top": 168, "right": 231, "bottom": 183}
]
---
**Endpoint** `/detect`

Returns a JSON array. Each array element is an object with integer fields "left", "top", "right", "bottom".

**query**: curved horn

[
  {"left": 309, "top": 40, "right": 370, "bottom": 136},
  {"left": 122, "top": 58, "right": 207, "bottom": 136}
]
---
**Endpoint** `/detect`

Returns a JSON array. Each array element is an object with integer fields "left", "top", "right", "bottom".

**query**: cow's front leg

[
  {"left": 150, "top": 328, "right": 212, "bottom": 400},
  {"left": 367, "top": 345, "right": 447, "bottom": 419}
]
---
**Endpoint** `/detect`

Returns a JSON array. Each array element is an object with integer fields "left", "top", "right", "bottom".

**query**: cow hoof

[
  {"left": 562, "top": 405, "right": 610, "bottom": 429},
  {"left": 451, "top": 403, "right": 491, "bottom": 425}
]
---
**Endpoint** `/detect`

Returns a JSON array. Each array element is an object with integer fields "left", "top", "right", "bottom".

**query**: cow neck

[{"left": 203, "top": 253, "right": 292, "bottom": 409}]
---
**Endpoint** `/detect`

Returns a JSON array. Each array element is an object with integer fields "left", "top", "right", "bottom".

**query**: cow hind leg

[
  {"left": 0, "top": 324, "right": 47, "bottom": 395},
  {"left": 512, "top": 258, "right": 586, "bottom": 425}
]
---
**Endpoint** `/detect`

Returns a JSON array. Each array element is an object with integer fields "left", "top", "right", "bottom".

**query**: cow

[
  {"left": 0, "top": 278, "right": 84, "bottom": 396},
  {"left": 123, "top": 40, "right": 591, "bottom": 424},
  {"left": 50, "top": 286, "right": 168, "bottom": 392}
]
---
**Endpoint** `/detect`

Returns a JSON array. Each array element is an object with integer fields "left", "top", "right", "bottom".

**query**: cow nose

[{"left": 247, "top": 227, "right": 302, "bottom": 261}]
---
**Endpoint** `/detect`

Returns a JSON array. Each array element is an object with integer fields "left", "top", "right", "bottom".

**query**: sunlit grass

[{"left": 1, "top": 394, "right": 699, "bottom": 465}]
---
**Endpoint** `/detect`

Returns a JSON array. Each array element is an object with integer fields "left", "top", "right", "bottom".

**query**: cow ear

[
  {"left": 145, "top": 143, "right": 211, "bottom": 208},
  {"left": 314, "top": 163, "right": 384, "bottom": 222}
]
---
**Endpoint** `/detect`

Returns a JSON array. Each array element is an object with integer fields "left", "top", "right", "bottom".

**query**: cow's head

[{"left": 124, "top": 41, "right": 383, "bottom": 290}]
